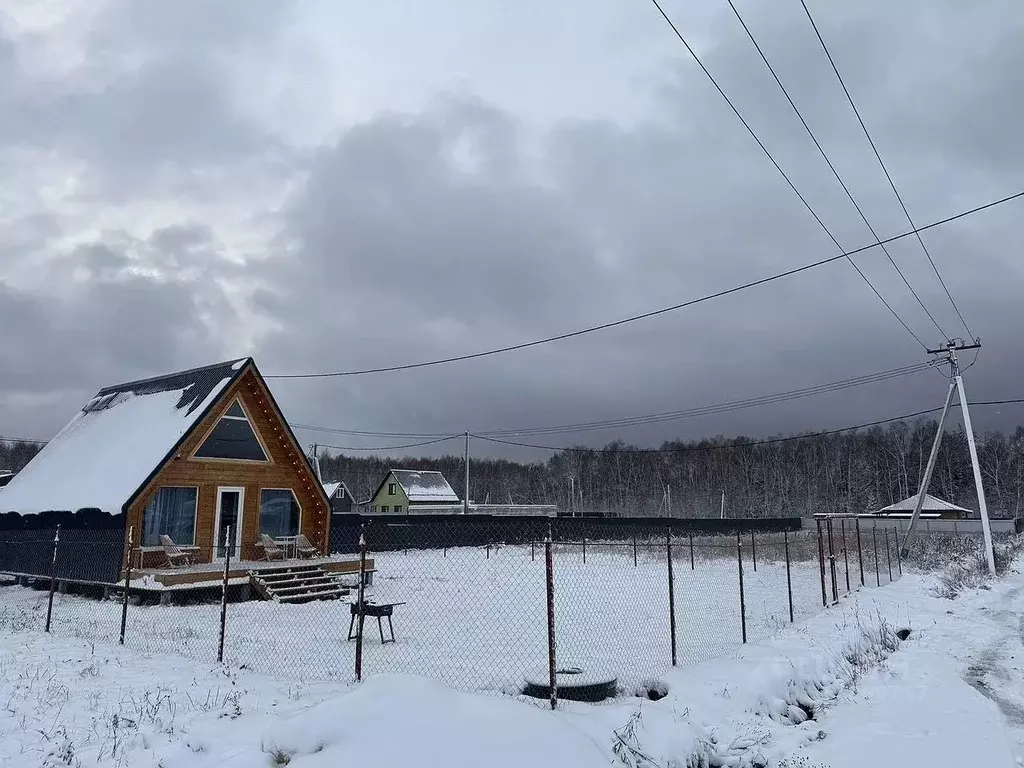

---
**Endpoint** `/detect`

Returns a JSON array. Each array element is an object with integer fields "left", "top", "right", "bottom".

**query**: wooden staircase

[{"left": 249, "top": 563, "right": 351, "bottom": 603}]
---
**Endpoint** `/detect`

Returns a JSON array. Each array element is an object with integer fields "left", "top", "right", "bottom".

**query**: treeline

[
  {"left": 318, "top": 419, "right": 1024, "bottom": 519},
  {"left": 5, "top": 419, "right": 1024, "bottom": 518}
]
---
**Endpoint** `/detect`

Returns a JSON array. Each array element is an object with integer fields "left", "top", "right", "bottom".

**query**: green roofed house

[{"left": 368, "top": 469, "right": 460, "bottom": 514}]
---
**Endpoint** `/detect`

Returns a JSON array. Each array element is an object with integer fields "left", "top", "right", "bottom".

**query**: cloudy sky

[{"left": 2, "top": 0, "right": 1023, "bottom": 460}]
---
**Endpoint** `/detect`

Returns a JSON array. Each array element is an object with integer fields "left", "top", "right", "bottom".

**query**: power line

[
  {"left": 647, "top": 0, "right": 926, "bottom": 350},
  {"left": 472, "top": 398, "right": 1024, "bottom": 454},
  {"left": 723, "top": 0, "right": 949, "bottom": 340},
  {"left": 267, "top": 188, "right": 1024, "bottom": 379},
  {"left": 476, "top": 361, "right": 940, "bottom": 436},
  {"left": 288, "top": 360, "right": 937, "bottom": 439},
  {"left": 313, "top": 435, "right": 461, "bottom": 453},
  {"left": 797, "top": 0, "right": 975, "bottom": 340},
  {"left": 0, "top": 436, "right": 48, "bottom": 445}
]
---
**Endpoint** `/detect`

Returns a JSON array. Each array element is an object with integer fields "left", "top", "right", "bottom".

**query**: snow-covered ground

[
  {"left": 1, "top": 540, "right": 850, "bottom": 694},
  {"left": 1, "top": 557, "right": 1017, "bottom": 767}
]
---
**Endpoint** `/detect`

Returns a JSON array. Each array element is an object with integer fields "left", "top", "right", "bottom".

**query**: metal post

[
  {"left": 816, "top": 519, "right": 827, "bottom": 607},
  {"left": 544, "top": 528, "right": 557, "bottom": 710},
  {"left": 531, "top": 540, "right": 536, "bottom": 561},
  {"left": 827, "top": 518, "right": 838, "bottom": 604},
  {"left": 45, "top": 525, "right": 60, "bottom": 634},
  {"left": 463, "top": 432, "right": 471, "bottom": 515},
  {"left": 632, "top": 533, "right": 638, "bottom": 567},
  {"left": 841, "top": 518, "right": 851, "bottom": 594},
  {"left": 856, "top": 517, "right": 865, "bottom": 586},
  {"left": 486, "top": 541, "right": 491, "bottom": 559},
  {"left": 689, "top": 533, "right": 695, "bottom": 570},
  {"left": 355, "top": 526, "right": 368, "bottom": 682},
  {"left": 750, "top": 531, "right": 757, "bottom": 572},
  {"left": 897, "top": 535, "right": 903, "bottom": 576},
  {"left": 667, "top": 527, "right": 677, "bottom": 666},
  {"left": 784, "top": 530, "right": 794, "bottom": 623},
  {"left": 582, "top": 526, "right": 586, "bottom": 565},
  {"left": 737, "top": 533, "right": 747, "bottom": 643},
  {"left": 218, "top": 525, "right": 231, "bottom": 663},
  {"left": 956, "top": 370, "right": 997, "bottom": 575},
  {"left": 885, "top": 528, "right": 893, "bottom": 582},
  {"left": 119, "top": 525, "right": 134, "bottom": 646},
  {"left": 902, "top": 379, "right": 956, "bottom": 556},
  {"left": 873, "top": 523, "right": 880, "bottom": 587}
]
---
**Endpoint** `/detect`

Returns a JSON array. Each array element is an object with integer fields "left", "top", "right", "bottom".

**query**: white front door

[{"left": 215, "top": 487, "right": 245, "bottom": 560}]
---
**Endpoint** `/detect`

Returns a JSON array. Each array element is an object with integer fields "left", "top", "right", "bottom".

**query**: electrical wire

[
  {"left": 472, "top": 398, "right": 1024, "bottom": 454},
  {"left": 647, "top": 0, "right": 926, "bottom": 350},
  {"left": 266, "top": 188, "right": 1024, "bottom": 379},
  {"left": 312, "top": 435, "right": 462, "bottom": 453},
  {"left": 288, "top": 360, "right": 938, "bottom": 439},
  {"left": 723, "top": 0, "right": 949, "bottom": 340},
  {"left": 476, "top": 361, "right": 941, "bottom": 436},
  {"left": 797, "top": 0, "right": 975, "bottom": 340}
]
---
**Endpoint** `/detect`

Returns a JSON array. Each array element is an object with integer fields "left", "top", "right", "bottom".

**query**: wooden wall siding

[{"left": 127, "top": 366, "right": 329, "bottom": 562}]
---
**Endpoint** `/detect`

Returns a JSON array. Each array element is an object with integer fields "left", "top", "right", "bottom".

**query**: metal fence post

[
  {"left": 784, "top": 530, "right": 794, "bottom": 623},
  {"left": 632, "top": 533, "right": 638, "bottom": 567},
  {"left": 885, "top": 528, "right": 893, "bottom": 582},
  {"left": 896, "top": 534, "right": 903, "bottom": 577},
  {"left": 841, "top": 518, "right": 851, "bottom": 594},
  {"left": 582, "top": 529, "right": 586, "bottom": 565},
  {"left": 816, "top": 519, "right": 827, "bottom": 608},
  {"left": 486, "top": 541, "right": 491, "bottom": 559},
  {"left": 217, "top": 526, "right": 232, "bottom": 663},
  {"left": 873, "top": 523, "right": 880, "bottom": 587},
  {"left": 737, "top": 532, "right": 747, "bottom": 643},
  {"left": 689, "top": 533, "right": 695, "bottom": 571},
  {"left": 120, "top": 525, "right": 134, "bottom": 646},
  {"left": 531, "top": 540, "right": 535, "bottom": 562},
  {"left": 45, "top": 525, "right": 60, "bottom": 634},
  {"left": 750, "top": 531, "right": 757, "bottom": 572},
  {"left": 856, "top": 517, "right": 865, "bottom": 587},
  {"left": 827, "top": 518, "right": 839, "bottom": 604},
  {"left": 355, "top": 526, "right": 368, "bottom": 682},
  {"left": 667, "top": 527, "right": 677, "bottom": 666},
  {"left": 544, "top": 527, "right": 558, "bottom": 710}
]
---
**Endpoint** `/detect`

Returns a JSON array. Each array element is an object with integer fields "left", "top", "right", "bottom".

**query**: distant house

[
  {"left": 323, "top": 481, "right": 356, "bottom": 515},
  {"left": 368, "top": 469, "right": 460, "bottom": 514},
  {"left": 0, "top": 358, "right": 329, "bottom": 566},
  {"left": 870, "top": 493, "right": 971, "bottom": 520}
]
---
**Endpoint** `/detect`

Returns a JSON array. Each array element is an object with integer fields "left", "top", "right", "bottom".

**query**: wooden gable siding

[{"left": 126, "top": 366, "right": 329, "bottom": 562}]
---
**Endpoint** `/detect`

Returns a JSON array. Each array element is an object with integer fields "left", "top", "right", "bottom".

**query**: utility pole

[
  {"left": 720, "top": 490, "right": 726, "bottom": 519},
  {"left": 902, "top": 340, "right": 995, "bottom": 575},
  {"left": 463, "top": 432, "right": 470, "bottom": 515},
  {"left": 568, "top": 476, "right": 575, "bottom": 517},
  {"left": 667, "top": 485, "right": 672, "bottom": 518},
  {"left": 310, "top": 443, "right": 322, "bottom": 481}
]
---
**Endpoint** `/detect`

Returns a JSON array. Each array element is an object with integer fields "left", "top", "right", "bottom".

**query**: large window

[
  {"left": 260, "top": 489, "right": 301, "bottom": 538},
  {"left": 143, "top": 487, "right": 198, "bottom": 546},
  {"left": 195, "top": 399, "right": 268, "bottom": 462}
]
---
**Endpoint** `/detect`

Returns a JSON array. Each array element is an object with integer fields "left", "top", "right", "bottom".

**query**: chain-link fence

[{"left": 1, "top": 516, "right": 905, "bottom": 704}]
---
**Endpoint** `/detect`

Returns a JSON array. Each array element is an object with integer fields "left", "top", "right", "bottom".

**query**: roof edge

[{"left": 99, "top": 357, "right": 250, "bottom": 395}]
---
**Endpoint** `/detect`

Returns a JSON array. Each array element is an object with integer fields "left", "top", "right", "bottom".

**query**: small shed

[{"left": 873, "top": 493, "right": 971, "bottom": 520}]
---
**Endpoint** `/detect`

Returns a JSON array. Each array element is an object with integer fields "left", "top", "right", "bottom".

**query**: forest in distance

[{"left": 4, "top": 418, "right": 1024, "bottom": 519}]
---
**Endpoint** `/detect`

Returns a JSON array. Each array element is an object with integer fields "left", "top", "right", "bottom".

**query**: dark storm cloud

[
  {"left": 257, "top": 0, "right": 1024, "bottom": 454},
  {"left": 3, "top": 0, "right": 1024, "bottom": 458}
]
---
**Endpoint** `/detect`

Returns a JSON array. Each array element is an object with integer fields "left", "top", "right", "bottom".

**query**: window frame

[
  {"left": 380, "top": 505, "right": 390, "bottom": 514},
  {"left": 388, "top": 482, "right": 396, "bottom": 496},
  {"left": 191, "top": 396, "right": 273, "bottom": 464},
  {"left": 393, "top": 504, "right": 403, "bottom": 514},
  {"left": 258, "top": 487, "right": 303, "bottom": 539},
  {"left": 142, "top": 485, "right": 200, "bottom": 547}
]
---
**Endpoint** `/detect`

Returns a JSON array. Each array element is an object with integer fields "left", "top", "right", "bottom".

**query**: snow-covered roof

[
  {"left": 877, "top": 493, "right": 972, "bottom": 514},
  {"left": 0, "top": 359, "right": 249, "bottom": 514},
  {"left": 389, "top": 469, "right": 460, "bottom": 503},
  {"left": 323, "top": 481, "right": 356, "bottom": 503}
]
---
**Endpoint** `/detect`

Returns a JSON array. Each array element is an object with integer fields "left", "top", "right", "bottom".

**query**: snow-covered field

[
  {"left": 1, "top": 556, "right": 1016, "bottom": 767},
  {"left": 0, "top": 538, "right": 862, "bottom": 695}
]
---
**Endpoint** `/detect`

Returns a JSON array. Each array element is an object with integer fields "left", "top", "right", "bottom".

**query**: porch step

[{"left": 249, "top": 564, "right": 351, "bottom": 603}]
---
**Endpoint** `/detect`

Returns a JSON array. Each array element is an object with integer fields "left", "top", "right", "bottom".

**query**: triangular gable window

[{"left": 194, "top": 398, "right": 268, "bottom": 461}]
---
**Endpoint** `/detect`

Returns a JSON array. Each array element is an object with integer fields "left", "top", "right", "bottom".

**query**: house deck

[{"left": 132, "top": 555, "right": 373, "bottom": 589}]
